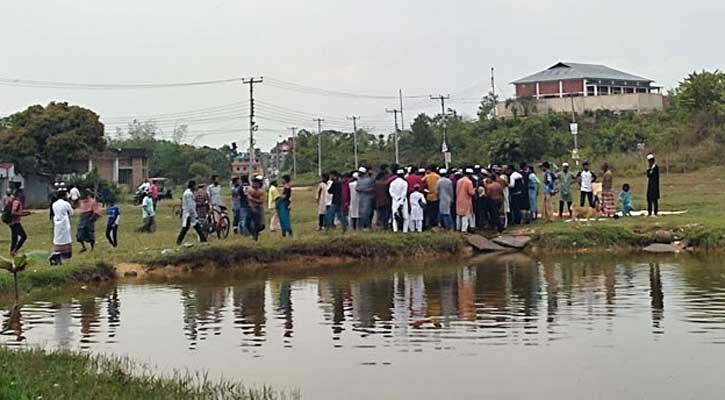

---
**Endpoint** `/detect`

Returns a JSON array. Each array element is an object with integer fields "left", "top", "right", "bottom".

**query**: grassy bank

[
  {"left": 1, "top": 167, "right": 725, "bottom": 292},
  {"left": 148, "top": 232, "right": 467, "bottom": 269},
  {"left": 504, "top": 165, "right": 725, "bottom": 250},
  {"left": 0, "top": 347, "right": 298, "bottom": 400}
]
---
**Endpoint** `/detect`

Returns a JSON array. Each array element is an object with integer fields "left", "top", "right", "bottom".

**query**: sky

[{"left": 1, "top": 0, "right": 723, "bottom": 151}]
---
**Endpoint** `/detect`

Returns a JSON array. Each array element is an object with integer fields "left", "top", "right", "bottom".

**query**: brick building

[
  {"left": 496, "top": 62, "right": 664, "bottom": 117},
  {"left": 82, "top": 148, "right": 150, "bottom": 192},
  {"left": 513, "top": 62, "right": 659, "bottom": 99}
]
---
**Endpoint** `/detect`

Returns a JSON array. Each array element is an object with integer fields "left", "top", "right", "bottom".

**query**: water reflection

[{"left": 6, "top": 256, "right": 725, "bottom": 351}]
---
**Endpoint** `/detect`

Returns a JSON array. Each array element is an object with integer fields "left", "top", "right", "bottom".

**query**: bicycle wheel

[{"left": 217, "top": 216, "right": 231, "bottom": 239}]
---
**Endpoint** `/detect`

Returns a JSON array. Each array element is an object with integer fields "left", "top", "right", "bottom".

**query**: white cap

[
  {"left": 358, "top": 166, "right": 367, "bottom": 173},
  {"left": 455, "top": 170, "right": 463, "bottom": 175},
  {"left": 465, "top": 168, "right": 474, "bottom": 174},
  {"left": 439, "top": 168, "right": 447, "bottom": 174},
  {"left": 418, "top": 168, "right": 425, "bottom": 173},
  {"left": 396, "top": 169, "right": 405, "bottom": 175},
  {"left": 647, "top": 154, "right": 655, "bottom": 160},
  {"left": 255, "top": 175, "right": 264, "bottom": 181},
  {"left": 562, "top": 162, "right": 569, "bottom": 167},
  {"left": 474, "top": 164, "right": 481, "bottom": 169},
  {"left": 352, "top": 172, "right": 359, "bottom": 178}
]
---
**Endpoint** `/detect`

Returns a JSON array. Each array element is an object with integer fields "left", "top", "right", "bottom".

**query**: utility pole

[
  {"left": 243, "top": 77, "right": 263, "bottom": 183},
  {"left": 386, "top": 108, "right": 401, "bottom": 164},
  {"left": 490, "top": 67, "right": 497, "bottom": 119},
  {"left": 288, "top": 127, "right": 297, "bottom": 178},
  {"left": 314, "top": 118, "right": 324, "bottom": 176},
  {"left": 347, "top": 115, "right": 360, "bottom": 169},
  {"left": 430, "top": 94, "right": 450, "bottom": 169},
  {"left": 399, "top": 89, "right": 405, "bottom": 132}
]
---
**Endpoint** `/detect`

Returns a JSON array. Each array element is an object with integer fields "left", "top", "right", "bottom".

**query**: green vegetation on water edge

[
  {"left": 148, "top": 231, "right": 466, "bottom": 268},
  {"left": 3, "top": 165, "right": 725, "bottom": 294},
  {"left": 0, "top": 347, "right": 299, "bottom": 400}
]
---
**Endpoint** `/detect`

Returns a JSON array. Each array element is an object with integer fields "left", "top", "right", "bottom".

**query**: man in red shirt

[
  {"left": 149, "top": 179, "right": 159, "bottom": 210},
  {"left": 406, "top": 166, "right": 424, "bottom": 197},
  {"left": 7, "top": 190, "right": 30, "bottom": 256}
]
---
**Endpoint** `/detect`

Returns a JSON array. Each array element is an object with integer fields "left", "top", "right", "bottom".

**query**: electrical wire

[
  {"left": 0, "top": 76, "right": 243, "bottom": 90},
  {"left": 265, "top": 77, "right": 429, "bottom": 100}
]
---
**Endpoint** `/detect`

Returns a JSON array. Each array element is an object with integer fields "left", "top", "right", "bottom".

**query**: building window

[
  {"left": 597, "top": 86, "right": 610, "bottom": 96},
  {"left": 119, "top": 169, "right": 132, "bottom": 186},
  {"left": 586, "top": 86, "right": 596, "bottom": 96}
]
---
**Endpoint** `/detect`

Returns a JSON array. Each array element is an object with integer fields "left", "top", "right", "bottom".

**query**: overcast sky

[{"left": 1, "top": 0, "right": 722, "bottom": 150}]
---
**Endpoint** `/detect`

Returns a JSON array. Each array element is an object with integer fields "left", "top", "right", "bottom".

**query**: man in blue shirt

[{"left": 541, "top": 162, "right": 557, "bottom": 222}]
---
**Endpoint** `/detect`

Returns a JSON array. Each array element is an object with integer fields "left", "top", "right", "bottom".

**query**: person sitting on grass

[
  {"left": 76, "top": 189, "right": 101, "bottom": 253},
  {"left": 619, "top": 183, "right": 633, "bottom": 217},
  {"left": 105, "top": 199, "right": 120, "bottom": 247},
  {"left": 137, "top": 191, "right": 156, "bottom": 233}
]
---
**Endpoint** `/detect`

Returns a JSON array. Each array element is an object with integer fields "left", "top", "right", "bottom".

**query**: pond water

[{"left": 3, "top": 254, "right": 725, "bottom": 399}]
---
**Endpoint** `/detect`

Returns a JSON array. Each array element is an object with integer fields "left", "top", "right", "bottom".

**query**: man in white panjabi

[
  {"left": 50, "top": 189, "right": 74, "bottom": 265},
  {"left": 388, "top": 169, "right": 409, "bottom": 233}
]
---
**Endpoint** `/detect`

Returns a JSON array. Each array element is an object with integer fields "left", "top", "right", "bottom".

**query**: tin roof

[{"left": 513, "top": 62, "right": 653, "bottom": 84}]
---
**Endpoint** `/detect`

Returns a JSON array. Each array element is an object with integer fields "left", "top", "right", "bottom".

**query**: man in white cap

[
  {"left": 355, "top": 166, "right": 376, "bottom": 229},
  {"left": 558, "top": 162, "right": 574, "bottom": 218},
  {"left": 388, "top": 169, "right": 409, "bottom": 232},
  {"left": 646, "top": 154, "right": 660, "bottom": 216},
  {"left": 455, "top": 168, "right": 476, "bottom": 232},
  {"left": 435, "top": 168, "right": 454, "bottom": 230},
  {"left": 348, "top": 172, "right": 360, "bottom": 230}
]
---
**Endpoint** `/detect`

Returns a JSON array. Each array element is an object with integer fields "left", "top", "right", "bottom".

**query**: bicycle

[{"left": 207, "top": 205, "right": 231, "bottom": 239}]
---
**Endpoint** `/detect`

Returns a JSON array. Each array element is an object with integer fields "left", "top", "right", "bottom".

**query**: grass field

[
  {"left": 0, "top": 347, "right": 299, "bottom": 400},
  {"left": 1, "top": 167, "right": 724, "bottom": 292}
]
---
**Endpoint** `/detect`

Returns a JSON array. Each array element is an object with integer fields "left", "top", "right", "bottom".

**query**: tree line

[
  {"left": 285, "top": 70, "right": 725, "bottom": 175},
  {"left": 1, "top": 70, "right": 724, "bottom": 187}
]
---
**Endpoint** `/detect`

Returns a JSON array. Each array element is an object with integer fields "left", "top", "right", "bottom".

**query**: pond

[{"left": 3, "top": 253, "right": 725, "bottom": 399}]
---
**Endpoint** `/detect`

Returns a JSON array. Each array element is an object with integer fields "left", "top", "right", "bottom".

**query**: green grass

[
  {"left": 518, "top": 166, "right": 725, "bottom": 249},
  {"left": 149, "top": 232, "right": 466, "bottom": 269},
  {"left": 3, "top": 167, "right": 725, "bottom": 292},
  {"left": 0, "top": 347, "right": 299, "bottom": 400}
]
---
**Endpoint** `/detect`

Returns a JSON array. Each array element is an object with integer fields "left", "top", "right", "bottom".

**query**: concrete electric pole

[
  {"left": 313, "top": 118, "right": 324, "bottom": 176},
  {"left": 347, "top": 115, "right": 360, "bottom": 169},
  {"left": 385, "top": 108, "right": 401, "bottom": 164},
  {"left": 243, "top": 77, "right": 263, "bottom": 183}
]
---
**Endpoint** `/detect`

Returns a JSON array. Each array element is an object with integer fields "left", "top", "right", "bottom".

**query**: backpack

[{"left": 1, "top": 200, "right": 13, "bottom": 224}]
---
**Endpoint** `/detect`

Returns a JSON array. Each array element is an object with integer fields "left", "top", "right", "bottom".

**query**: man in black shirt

[
  {"left": 325, "top": 171, "right": 348, "bottom": 232},
  {"left": 646, "top": 154, "right": 660, "bottom": 216}
]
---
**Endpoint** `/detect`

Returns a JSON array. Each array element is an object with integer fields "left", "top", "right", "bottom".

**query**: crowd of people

[
  {"left": 0, "top": 154, "right": 661, "bottom": 264},
  {"left": 314, "top": 154, "right": 661, "bottom": 234}
]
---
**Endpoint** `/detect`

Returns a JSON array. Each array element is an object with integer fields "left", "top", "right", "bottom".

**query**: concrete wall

[{"left": 495, "top": 93, "right": 664, "bottom": 118}]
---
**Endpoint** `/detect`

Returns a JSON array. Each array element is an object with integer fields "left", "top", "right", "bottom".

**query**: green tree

[
  {"left": 674, "top": 70, "right": 725, "bottom": 119},
  {"left": 189, "top": 162, "right": 213, "bottom": 183},
  {"left": 478, "top": 92, "right": 499, "bottom": 121},
  {"left": 0, "top": 102, "right": 106, "bottom": 174}
]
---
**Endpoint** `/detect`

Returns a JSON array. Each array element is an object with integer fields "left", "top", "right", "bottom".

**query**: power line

[
  {"left": 102, "top": 101, "right": 249, "bottom": 121},
  {"left": 266, "top": 77, "right": 429, "bottom": 100},
  {"left": 0, "top": 76, "right": 243, "bottom": 90}
]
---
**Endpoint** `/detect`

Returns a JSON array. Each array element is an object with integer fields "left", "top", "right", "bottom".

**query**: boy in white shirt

[
  {"left": 409, "top": 184, "right": 426, "bottom": 232},
  {"left": 576, "top": 162, "right": 597, "bottom": 207}
]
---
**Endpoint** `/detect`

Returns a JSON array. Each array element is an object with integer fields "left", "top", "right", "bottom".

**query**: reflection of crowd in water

[{"left": 0, "top": 262, "right": 673, "bottom": 347}]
